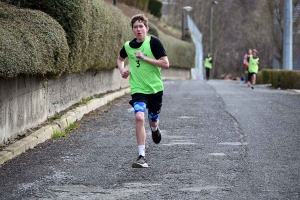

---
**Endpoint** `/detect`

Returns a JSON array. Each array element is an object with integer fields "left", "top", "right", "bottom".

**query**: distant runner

[
  {"left": 243, "top": 48, "right": 252, "bottom": 86},
  {"left": 204, "top": 53, "right": 213, "bottom": 81},
  {"left": 248, "top": 49, "right": 259, "bottom": 89}
]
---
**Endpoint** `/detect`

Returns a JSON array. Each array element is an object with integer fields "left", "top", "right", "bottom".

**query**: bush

[
  {"left": 118, "top": 0, "right": 149, "bottom": 12},
  {"left": 256, "top": 69, "right": 300, "bottom": 89},
  {"left": 1, "top": 0, "right": 194, "bottom": 79},
  {"left": 148, "top": 22, "right": 159, "bottom": 37},
  {"left": 154, "top": 23, "right": 195, "bottom": 69},
  {"left": 148, "top": 0, "right": 162, "bottom": 19},
  {"left": 5, "top": 0, "right": 133, "bottom": 73},
  {"left": 0, "top": 2, "right": 69, "bottom": 78}
]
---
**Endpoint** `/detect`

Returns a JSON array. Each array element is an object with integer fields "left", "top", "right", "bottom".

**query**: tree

[{"left": 161, "top": 0, "right": 275, "bottom": 78}]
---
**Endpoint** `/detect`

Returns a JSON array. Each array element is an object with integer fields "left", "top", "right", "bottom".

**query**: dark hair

[{"left": 131, "top": 14, "right": 148, "bottom": 28}]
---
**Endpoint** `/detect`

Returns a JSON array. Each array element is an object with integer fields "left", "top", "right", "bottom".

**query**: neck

[{"left": 136, "top": 36, "right": 147, "bottom": 43}]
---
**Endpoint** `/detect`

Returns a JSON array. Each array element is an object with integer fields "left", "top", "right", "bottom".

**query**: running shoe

[
  {"left": 251, "top": 85, "right": 254, "bottom": 89},
  {"left": 247, "top": 81, "right": 251, "bottom": 87},
  {"left": 151, "top": 127, "right": 161, "bottom": 144},
  {"left": 132, "top": 155, "right": 148, "bottom": 168}
]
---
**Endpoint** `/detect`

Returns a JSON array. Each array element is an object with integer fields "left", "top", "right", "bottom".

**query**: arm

[
  {"left": 135, "top": 52, "right": 169, "bottom": 69},
  {"left": 117, "top": 56, "right": 130, "bottom": 79},
  {"left": 243, "top": 55, "right": 246, "bottom": 64}
]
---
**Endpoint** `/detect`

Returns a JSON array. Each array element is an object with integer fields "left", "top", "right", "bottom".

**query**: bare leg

[
  {"left": 135, "top": 112, "right": 146, "bottom": 145},
  {"left": 149, "top": 120, "right": 158, "bottom": 128},
  {"left": 252, "top": 74, "right": 256, "bottom": 85}
]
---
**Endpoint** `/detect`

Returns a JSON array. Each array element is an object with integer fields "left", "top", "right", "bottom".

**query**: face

[
  {"left": 248, "top": 49, "right": 252, "bottom": 54},
  {"left": 253, "top": 51, "right": 257, "bottom": 56},
  {"left": 132, "top": 20, "right": 149, "bottom": 42}
]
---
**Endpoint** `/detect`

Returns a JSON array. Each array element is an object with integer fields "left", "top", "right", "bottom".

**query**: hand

[
  {"left": 135, "top": 52, "right": 144, "bottom": 60},
  {"left": 120, "top": 68, "right": 130, "bottom": 79}
]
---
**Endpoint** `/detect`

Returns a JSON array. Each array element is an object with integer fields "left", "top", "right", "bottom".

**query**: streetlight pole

[
  {"left": 210, "top": 1, "right": 218, "bottom": 54},
  {"left": 182, "top": 6, "right": 193, "bottom": 40},
  {"left": 283, "top": 0, "right": 293, "bottom": 70}
]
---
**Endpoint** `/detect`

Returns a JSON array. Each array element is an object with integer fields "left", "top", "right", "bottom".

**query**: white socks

[
  {"left": 138, "top": 145, "right": 145, "bottom": 157},
  {"left": 151, "top": 126, "right": 158, "bottom": 132}
]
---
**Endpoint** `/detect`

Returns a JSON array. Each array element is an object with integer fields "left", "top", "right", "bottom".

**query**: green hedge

[
  {"left": 154, "top": 24, "right": 195, "bottom": 69},
  {"left": 148, "top": 0, "right": 162, "bottom": 19},
  {"left": 118, "top": 0, "right": 149, "bottom": 12},
  {"left": 148, "top": 22, "right": 159, "bottom": 37},
  {"left": 5, "top": 0, "right": 133, "bottom": 73},
  {"left": 253, "top": 69, "right": 300, "bottom": 89},
  {"left": 0, "top": 0, "right": 194, "bottom": 79},
  {"left": 0, "top": 2, "right": 69, "bottom": 78}
]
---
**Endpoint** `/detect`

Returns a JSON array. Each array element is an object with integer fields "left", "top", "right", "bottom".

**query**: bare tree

[{"left": 162, "top": 0, "right": 275, "bottom": 78}]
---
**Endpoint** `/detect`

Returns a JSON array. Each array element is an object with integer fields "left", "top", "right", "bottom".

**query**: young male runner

[
  {"left": 248, "top": 49, "right": 259, "bottom": 89},
  {"left": 117, "top": 14, "right": 169, "bottom": 168}
]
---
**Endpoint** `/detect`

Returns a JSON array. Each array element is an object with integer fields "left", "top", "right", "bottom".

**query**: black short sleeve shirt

[{"left": 119, "top": 36, "right": 167, "bottom": 60}]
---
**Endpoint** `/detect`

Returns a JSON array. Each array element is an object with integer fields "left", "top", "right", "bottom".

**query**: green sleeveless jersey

[
  {"left": 124, "top": 36, "right": 163, "bottom": 94},
  {"left": 205, "top": 57, "right": 212, "bottom": 69},
  {"left": 249, "top": 56, "right": 259, "bottom": 73}
]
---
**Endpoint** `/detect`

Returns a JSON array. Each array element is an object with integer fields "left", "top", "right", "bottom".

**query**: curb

[
  {"left": 0, "top": 88, "right": 130, "bottom": 166},
  {"left": 292, "top": 90, "right": 300, "bottom": 94}
]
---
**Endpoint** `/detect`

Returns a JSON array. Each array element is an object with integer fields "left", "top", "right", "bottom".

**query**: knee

[{"left": 135, "top": 112, "right": 145, "bottom": 123}]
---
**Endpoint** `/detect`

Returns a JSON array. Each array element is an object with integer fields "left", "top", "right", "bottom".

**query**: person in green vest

[
  {"left": 247, "top": 49, "right": 259, "bottom": 89},
  {"left": 204, "top": 53, "right": 213, "bottom": 80},
  {"left": 117, "top": 14, "right": 169, "bottom": 168}
]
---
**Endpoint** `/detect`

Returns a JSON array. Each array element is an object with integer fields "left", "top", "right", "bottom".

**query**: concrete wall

[
  {"left": 0, "top": 67, "right": 191, "bottom": 144},
  {"left": 161, "top": 67, "right": 191, "bottom": 80}
]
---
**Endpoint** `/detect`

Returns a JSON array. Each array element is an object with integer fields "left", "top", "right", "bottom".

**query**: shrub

[
  {"left": 0, "top": 2, "right": 69, "bottom": 78},
  {"left": 148, "top": 0, "right": 162, "bottom": 19},
  {"left": 118, "top": 0, "right": 149, "bottom": 12},
  {"left": 1, "top": 0, "right": 194, "bottom": 79},
  {"left": 154, "top": 24, "right": 195, "bottom": 69},
  {"left": 5, "top": 0, "right": 133, "bottom": 73},
  {"left": 258, "top": 69, "right": 300, "bottom": 89},
  {"left": 148, "top": 22, "right": 159, "bottom": 37}
]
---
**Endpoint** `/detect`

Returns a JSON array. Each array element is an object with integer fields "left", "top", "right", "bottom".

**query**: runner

[
  {"left": 243, "top": 49, "right": 252, "bottom": 86},
  {"left": 248, "top": 49, "right": 259, "bottom": 89},
  {"left": 117, "top": 14, "right": 169, "bottom": 168},
  {"left": 204, "top": 53, "right": 212, "bottom": 80}
]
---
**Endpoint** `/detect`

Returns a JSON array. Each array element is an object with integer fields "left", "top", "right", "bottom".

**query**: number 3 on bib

[{"left": 136, "top": 60, "right": 140, "bottom": 68}]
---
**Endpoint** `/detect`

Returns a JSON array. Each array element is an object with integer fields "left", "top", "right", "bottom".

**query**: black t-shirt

[{"left": 119, "top": 36, "right": 167, "bottom": 60}]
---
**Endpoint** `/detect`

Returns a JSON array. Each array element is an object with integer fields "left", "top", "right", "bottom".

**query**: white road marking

[
  {"left": 217, "top": 142, "right": 248, "bottom": 146},
  {"left": 208, "top": 153, "right": 226, "bottom": 156}
]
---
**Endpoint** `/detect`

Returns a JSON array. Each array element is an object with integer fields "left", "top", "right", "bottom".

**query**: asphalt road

[{"left": 0, "top": 80, "right": 299, "bottom": 200}]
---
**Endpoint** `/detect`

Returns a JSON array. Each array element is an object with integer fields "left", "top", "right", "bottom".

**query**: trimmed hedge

[
  {"left": 148, "top": 22, "right": 159, "bottom": 38},
  {"left": 118, "top": 0, "right": 149, "bottom": 12},
  {"left": 154, "top": 24, "right": 195, "bottom": 69},
  {"left": 5, "top": 0, "right": 133, "bottom": 73},
  {"left": 0, "top": 2, "right": 69, "bottom": 78},
  {"left": 252, "top": 69, "right": 300, "bottom": 89},
  {"left": 0, "top": 0, "right": 194, "bottom": 78},
  {"left": 148, "top": 0, "right": 162, "bottom": 19}
]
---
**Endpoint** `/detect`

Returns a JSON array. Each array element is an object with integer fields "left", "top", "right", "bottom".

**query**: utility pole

[
  {"left": 283, "top": 0, "right": 293, "bottom": 70},
  {"left": 182, "top": 6, "right": 192, "bottom": 40},
  {"left": 210, "top": 1, "right": 218, "bottom": 54}
]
